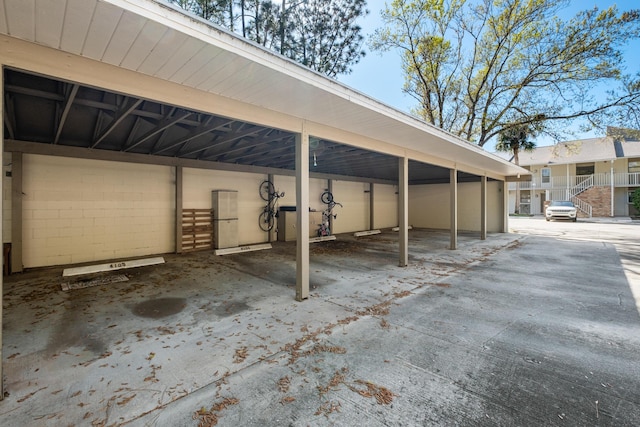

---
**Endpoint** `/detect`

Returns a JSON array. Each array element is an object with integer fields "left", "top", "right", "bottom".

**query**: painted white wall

[
  {"left": 3, "top": 153, "right": 11, "bottom": 243},
  {"left": 272, "top": 175, "right": 327, "bottom": 213},
  {"left": 409, "top": 184, "right": 449, "bottom": 229},
  {"left": 486, "top": 181, "right": 505, "bottom": 231},
  {"left": 331, "top": 180, "right": 369, "bottom": 233},
  {"left": 183, "top": 168, "right": 268, "bottom": 245},
  {"left": 614, "top": 188, "right": 629, "bottom": 216},
  {"left": 22, "top": 155, "right": 174, "bottom": 268},
  {"left": 16, "top": 153, "right": 507, "bottom": 268},
  {"left": 373, "top": 183, "right": 398, "bottom": 229},
  {"left": 409, "top": 181, "right": 503, "bottom": 232},
  {"left": 274, "top": 179, "right": 397, "bottom": 233}
]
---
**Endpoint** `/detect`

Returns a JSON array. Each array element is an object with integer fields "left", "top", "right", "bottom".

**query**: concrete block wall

[
  {"left": 271, "top": 175, "right": 329, "bottom": 213},
  {"left": 12, "top": 153, "right": 498, "bottom": 268},
  {"left": 22, "top": 155, "right": 175, "bottom": 268},
  {"left": 183, "top": 168, "right": 268, "bottom": 245},
  {"left": 267, "top": 178, "right": 396, "bottom": 233}
]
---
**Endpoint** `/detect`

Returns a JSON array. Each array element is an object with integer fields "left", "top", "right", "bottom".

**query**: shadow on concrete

[{"left": 1, "top": 226, "right": 639, "bottom": 426}]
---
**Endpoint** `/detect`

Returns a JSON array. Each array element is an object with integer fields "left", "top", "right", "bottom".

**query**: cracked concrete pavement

[{"left": 1, "top": 218, "right": 639, "bottom": 426}]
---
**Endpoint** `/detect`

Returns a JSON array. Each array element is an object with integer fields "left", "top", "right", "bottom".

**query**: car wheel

[
  {"left": 573, "top": 217, "right": 577, "bottom": 222},
  {"left": 545, "top": 217, "right": 549, "bottom": 221}
]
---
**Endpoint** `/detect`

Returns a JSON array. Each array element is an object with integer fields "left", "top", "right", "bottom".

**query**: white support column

[
  {"left": 175, "top": 166, "right": 183, "bottom": 254},
  {"left": 610, "top": 160, "right": 614, "bottom": 217},
  {"left": 502, "top": 180, "right": 509, "bottom": 233},
  {"left": 480, "top": 176, "right": 487, "bottom": 240},
  {"left": 450, "top": 168, "right": 458, "bottom": 250},
  {"left": 398, "top": 157, "right": 408, "bottom": 267},
  {"left": 1, "top": 66, "right": 4, "bottom": 399},
  {"left": 295, "top": 126, "right": 310, "bottom": 301}
]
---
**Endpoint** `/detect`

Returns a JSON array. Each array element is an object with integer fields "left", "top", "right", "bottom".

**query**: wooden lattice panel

[{"left": 181, "top": 209, "right": 213, "bottom": 252}]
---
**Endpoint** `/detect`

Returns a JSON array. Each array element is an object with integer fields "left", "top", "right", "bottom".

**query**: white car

[{"left": 545, "top": 201, "right": 577, "bottom": 222}]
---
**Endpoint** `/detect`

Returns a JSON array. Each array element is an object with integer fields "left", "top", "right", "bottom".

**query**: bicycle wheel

[
  {"left": 258, "top": 210, "right": 274, "bottom": 232},
  {"left": 321, "top": 191, "right": 333, "bottom": 204},
  {"left": 260, "top": 180, "right": 275, "bottom": 201}
]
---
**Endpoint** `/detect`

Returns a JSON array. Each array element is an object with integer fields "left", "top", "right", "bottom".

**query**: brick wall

[{"left": 575, "top": 186, "right": 611, "bottom": 217}]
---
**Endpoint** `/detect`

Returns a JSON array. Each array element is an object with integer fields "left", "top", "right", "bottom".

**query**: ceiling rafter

[
  {"left": 208, "top": 131, "right": 293, "bottom": 162},
  {"left": 3, "top": 96, "right": 16, "bottom": 140},
  {"left": 231, "top": 142, "right": 296, "bottom": 165},
  {"left": 152, "top": 117, "right": 235, "bottom": 155},
  {"left": 53, "top": 83, "right": 79, "bottom": 145},
  {"left": 178, "top": 123, "right": 265, "bottom": 158},
  {"left": 3, "top": 68, "right": 479, "bottom": 185},
  {"left": 123, "top": 108, "right": 192, "bottom": 152},
  {"left": 91, "top": 97, "right": 144, "bottom": 148},
  {"left": 5, "top": 84, "right": 61, "bottom": 101}
]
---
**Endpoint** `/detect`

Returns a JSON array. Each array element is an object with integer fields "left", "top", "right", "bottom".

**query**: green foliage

[
  {"left": 495, "top": 123, "right": 538, "bottom": 165},
  {"left": 371, "top": 0, "right": 640, "bottom": 146},
  {"left": 632, "top": 188, "right": 640, "bottom": 214},
  {"left": 170, "top": 0, "right": 368, "bottom": 77}
]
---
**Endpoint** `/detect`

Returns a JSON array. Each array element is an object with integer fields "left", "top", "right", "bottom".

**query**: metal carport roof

[
  {"left": 0, "top": 0, "right": 532, "bottom": 398},
  {"left": 0, "top": 0, "right": 527, "bottom": 182}
]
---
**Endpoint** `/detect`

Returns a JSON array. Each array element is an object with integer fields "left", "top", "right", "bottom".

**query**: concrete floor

[{"left": 1, "top": 220, "right": 639, "bottom": 426}]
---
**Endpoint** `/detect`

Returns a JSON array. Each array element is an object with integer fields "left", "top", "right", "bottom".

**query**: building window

[
  {"left": 576, "top": 163, "right": 595, "bottom": 176},
  {"left": 629, "top": 159, "right": 640, "bottom": 174},
  {"left": 541, "top": 168, "right": 550, "bottom": 184}
]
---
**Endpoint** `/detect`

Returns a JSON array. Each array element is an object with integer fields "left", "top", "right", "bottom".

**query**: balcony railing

[{"left": 509, "top": 172, "right": 640, "bottom": 190}]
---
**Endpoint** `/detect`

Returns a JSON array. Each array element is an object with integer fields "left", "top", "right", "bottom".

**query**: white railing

[
  {"left": 509, "top": 172, "right": 640, "bottom": 190},
  {"left": 569, "top": 175, "right": 593, "bottom": 198},
  {"left": 614, "top": 172, "right": 640, "bottom": 187},
  {"left": 571, "top": 196, "right": 592, "bottom": 217}
]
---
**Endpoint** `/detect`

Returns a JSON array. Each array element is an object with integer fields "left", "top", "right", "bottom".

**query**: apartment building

[{"left": 507, "top": 132, "right": 640, "bottom": 217}]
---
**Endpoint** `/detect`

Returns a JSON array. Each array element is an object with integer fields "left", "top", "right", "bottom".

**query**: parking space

[{"left": 1, "top": 222, "right": 639, "bottom": 426}]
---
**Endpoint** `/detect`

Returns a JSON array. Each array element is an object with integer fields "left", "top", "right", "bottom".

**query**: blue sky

[{"left": 337, "top": 0, "right": 640, "bottom": 149}]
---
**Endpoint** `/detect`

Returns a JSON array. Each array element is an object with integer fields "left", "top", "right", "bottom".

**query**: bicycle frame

[
  {"left": 317, "top": 191, "right": 342, "bottom": 236},
  {"left": 259, "top": 180, "right": 284, "bottom": 232}
]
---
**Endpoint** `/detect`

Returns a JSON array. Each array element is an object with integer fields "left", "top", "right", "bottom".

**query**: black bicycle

[
  {"left": 318, "top": 191, "right": 342, "bottom": 236},
  {"left": 259, "top": 180, "right": 285, "bottom": 232}
]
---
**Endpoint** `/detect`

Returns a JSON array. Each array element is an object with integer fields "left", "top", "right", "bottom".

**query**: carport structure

[{"left": 0, "top": 0, "right": 528, "bottom": 396}]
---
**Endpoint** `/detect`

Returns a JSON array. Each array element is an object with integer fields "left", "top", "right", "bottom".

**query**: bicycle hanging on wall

[
  {"left": 318, "top": 191, "right": 342, "bottom": 236},
  {"left": 258, "top": 180, "right": 285, "bottom": 232}
]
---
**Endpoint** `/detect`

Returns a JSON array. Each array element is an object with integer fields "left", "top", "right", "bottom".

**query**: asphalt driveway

[{"left": 1, "top": 218, "right": 639, "bottom": 426}]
